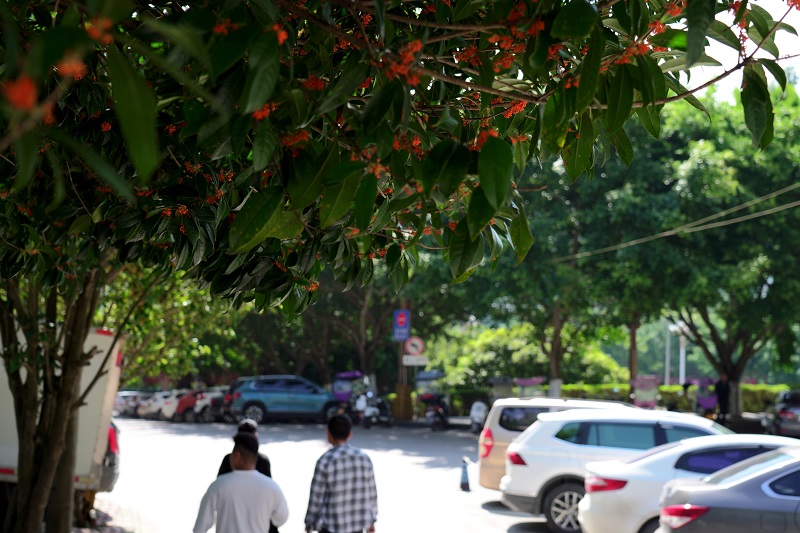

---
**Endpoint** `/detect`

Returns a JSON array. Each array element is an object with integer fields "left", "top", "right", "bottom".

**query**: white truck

[{"left": 0, "top": 327, "right": 125, "bottom": 493}]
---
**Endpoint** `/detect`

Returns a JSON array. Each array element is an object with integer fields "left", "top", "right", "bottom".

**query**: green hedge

[{"left": 559, "top": 383, "right": 790, "bottom": 413}]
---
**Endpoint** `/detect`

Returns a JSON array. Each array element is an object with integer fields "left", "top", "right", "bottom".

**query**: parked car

[
  {"left": 158, "top": 389, "right": 190, "bottom": 420},
  {"left": 113, "top": 391, "right": 152, "bottom": 417},
  {"left": 171, "top": 389, "right": 205, "bottom": 422},
  {"left": 657, "top": 445, "right": 800, "bottom": 532},
  {"left": 578, "top": 434, "right": 798, "bottom": 533},
  {"left": 230, "top": 375, "right": 338, "bottom": 424},
  {"left": 193, "top": 386, "right": 229, "bottom": 423},
  {"left": 136, "top": 391, "right": 172, "bottom": 419},
  {"left": 478, "top": 397, "right": 636, "bottom": 490},
  {"left": 762, "top": 390, "right": 800, "bottom": 436},
  {"left": 500, "top": 408, "right": 733, "bottom": 533}
]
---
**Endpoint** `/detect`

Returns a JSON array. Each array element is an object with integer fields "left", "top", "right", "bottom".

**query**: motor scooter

[
  {"left": 361, "top": 392, "right": 394, "bottom": 428},
  {"left": 469, "top": 400, "right": 488, "bottom": 434},
  {"left": 420, "top": 393, "right": 449, "bottom": 430}
]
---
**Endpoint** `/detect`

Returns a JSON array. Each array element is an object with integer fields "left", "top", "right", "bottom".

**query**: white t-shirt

[{"left": 194, "top": 470, "right": 289, "bottom": 533}]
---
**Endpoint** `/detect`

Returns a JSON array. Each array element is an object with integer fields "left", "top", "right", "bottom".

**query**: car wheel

[
  {"left": 157, "top": 410, "right": 167, "bottom": 421},
  {"left": 243, "top": 403, "right": 266, "bottom": 424},
  {"left": 638, "top": 518, "right": 659, "bottom": 533},
  {"left": 199, "top": 407, "right": 214, "bottom": 424},
  {"left": 543, "top": 482, "right": 584, "bottom": 533},
  {"left": 183, "top": 410, "right": 195, "bottom": 423}
]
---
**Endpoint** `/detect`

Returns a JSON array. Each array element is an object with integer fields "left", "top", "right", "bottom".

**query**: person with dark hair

[
  {"left": 218, "top": 419, "right": 272, "bottom": 477},
  {"left": 217, "top": 419, "right": 279, "bottom": 533},
  {"left": 305, "top": 415, "right": 377, "bottom": 533},
  {"left": 194, "top": 432, "right": 288, "bottom": 533}
]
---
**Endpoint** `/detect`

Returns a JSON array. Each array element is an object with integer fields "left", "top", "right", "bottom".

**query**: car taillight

[
  {"left": 660, "top": 504, "right": 709, "bottom": 529},
  {"left": 507, "top": 451, "right": 527, "bottom": 466},
  {"left": 585, "top": 475, "right": 628, "bottom": 493},
  {"left": 779, "top": 409, "right": 797, "bottom": 421},
  {"left": 224, "top": 394, "right": 231, "bottom": 403},
  {"left": 479, "top": 428, "right": 494, "bottom": 459}
]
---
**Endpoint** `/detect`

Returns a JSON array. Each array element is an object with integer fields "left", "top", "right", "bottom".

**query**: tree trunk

[
  {"left": 729, "top": 380, "right": 742, "bottom": 418},
  {"left": 45, "top": 387, "right": 79, "bottom": 533},
  {"left": 628, "top": 321, "right": 639, "bottom": 396}
]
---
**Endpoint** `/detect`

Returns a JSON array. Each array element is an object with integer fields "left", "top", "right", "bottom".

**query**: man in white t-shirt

[{"left": 194, "top": 432, "right": 289, "bottom": 533}]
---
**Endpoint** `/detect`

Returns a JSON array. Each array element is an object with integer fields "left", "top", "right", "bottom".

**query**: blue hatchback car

[{"left": 230, "top": 375, "right": 338, "bottom": 424}]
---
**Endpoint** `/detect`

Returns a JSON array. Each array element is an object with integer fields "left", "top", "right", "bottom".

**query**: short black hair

[
  {"left": 328, "top": 414, "right": 352, "bottom": 440},
  {"left": 233, "top": 432, "right": 259, "bottom": 463}
]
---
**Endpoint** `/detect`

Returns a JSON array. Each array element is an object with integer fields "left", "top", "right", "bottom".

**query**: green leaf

[
  {"left": 320, "top": 170, "right": 361, "bottom": 227},
  {"left": 610, "top": 128, "right": 634, "bottom": 166},
  {"left": 228, "top": 187, "right": 283, "bottom": 254},
  {"left": 354, "top": 178, "right": 377, "bottom": 230},
  {"left": 47, "top": 129, "right": 135, "bottom": 203},
  {"left": 630, "top": 0, "right": 650, "bottom": 37},
  {"left": 552, "top": 0, "right": 599, "bottom": 40},
  {"left": 541, "top": 91, "right": 571, "bottom": 152},
  {"left": 252, "top": 121, "right": 277, "bottom": 171},
  {"left": 742, "top": 65, "right": 773, "bottom": 148},
  {"left": 12, "top": 132, "right": 38, "bottom": 192},
  {"left": 642, "top": 54, "right": 667, "bottom": 101},
  {"left": 509, "top": 205, "right": 533, "bottom": 265},
  {"left": 68, "top": 214, "right": 92, "bottom": 235},
  {"left": 636, "top": 106, "right": 661, "bottom": 139},
  {"left": 605, "top": 68, "right": 633, "bottom": 133},
  {"left": 0, "top": 1, "right": 20, "bottom": 75},
  {"left": 106, "top": 48, "right": 159, "bottom": 181},
  {"left": 211, "top": 27, "right": 259, "bottom": 79},
  {"left": 318, "top": 53, "right": 370, "bottom": 115},
  {"left": 421, "top": 140, "right": 470, "bottom": 198},
  {"left": 449, "top": 219, "right": 484, "bottom": 278},
  {"left": 144, "top": 18, "right": 209, "bottom": 66},
  {"left": 562, "top": 113, "right": 594, "bottom": 180},
  {"left": 288, "top": 146, "right": 338, "bottom": 208},
  {"left": 467, "top": 187, "right": 497, "bottom": 239},
  {"left": 576, "top": 27, "right": 604, "bottom": 113},
  {"left": 664, "top": 76, "right": 710, "bottom": 119},
  {"left": 748, "top": 27, "right": 779, "bottom": 59},
  {"left": 760, "top": 59, "right": 787, "bottom": 92},
  {"left": 478, "top": 137, "right": 513, "bottom": 210},
  {"left": 453, "top": 0, "right": 485, "bottom": 21},
  {"left": 686, "top": 0, "right": 715, "bottom": 68},
  {"left": 707, "top": 20, "right": 741, "bottom": 51},
  {"left": 361, "top": 81, "right": 402, "bottom": 135},
  {"left": 241, "top": 34, "right": 280, "bottom": 114}
]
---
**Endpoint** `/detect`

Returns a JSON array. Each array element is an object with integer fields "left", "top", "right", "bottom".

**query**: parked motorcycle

[{"left": 361, "top": 392, "right": 394, "bottom": 428}]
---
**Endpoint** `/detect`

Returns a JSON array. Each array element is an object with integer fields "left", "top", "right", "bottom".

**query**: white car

[
  {"left": 193, "top": 386, "right": 228, "bottom": 423},
  {"left": 478, "top": 397, "right": 636, "bottom": 490},
  {"left": 157, "top": 389, "right": 190, "bottom": 420},
  {"left": 136, "top": 391, "right": 172, "bottom": 419},
  {"left": 578, "top": 434, "right": 799, "bottom": 533},
  {"left": 500, "top": 409, "right": 733, "bottom": 533}
]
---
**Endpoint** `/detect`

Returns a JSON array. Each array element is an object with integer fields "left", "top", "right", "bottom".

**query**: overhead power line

[{"left": 552, "top": 181, "right": 800, "bottom": 263}]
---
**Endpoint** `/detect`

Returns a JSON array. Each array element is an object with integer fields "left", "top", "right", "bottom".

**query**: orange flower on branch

[
  {"left": 384, "top": 40, "right": 424, "bottom": 86},
  {"left": 272, "top": 24, "right": 289, "bottom": 45},
  {"left": 469, "top": 128, "right": 499, "bottom": 151},
  {"left": 2, "top": 75, "right": 38, "bottom": 111},
  {"left": 502, "top": 100, "right": 527, "bottom": 118},
  {"left": 41, "top": 102, "right": 56, "bottom": 125},
  {"left": 86, "top": 17, "right": 113, "bottom": 45},
  {"left": 213, "top": 19, "right": 236, "bottom": 35},
  {"left": 302, "top": 74, "right": 326, "bottom": 91},
  {"left": 56, "top": 52, "right": 88, "bottom": 80},
  {"left": 101, "top": 121, "right": 112, "bottom": 132},
  {"left": 253, "top": 102, "right": 279, "bottom": 121},
  {"left": 455, "top": 45, "right": 482, "bottom": 67},
  {"left": 648, "top": 21, "right": 667, "bottom": 34}
]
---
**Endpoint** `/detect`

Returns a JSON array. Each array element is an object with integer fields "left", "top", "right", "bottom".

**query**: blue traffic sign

[{"left": 393, "top": 309, "right": 410, "bottom": 341}]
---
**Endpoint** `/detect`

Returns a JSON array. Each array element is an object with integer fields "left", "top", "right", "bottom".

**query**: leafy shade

[{"left": 0, "top": 0, "right": 796, "bottom": 314}]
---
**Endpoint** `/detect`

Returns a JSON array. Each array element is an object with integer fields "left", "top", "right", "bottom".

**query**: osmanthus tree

[{"left": 0, "top": 0, "right": 797, "bottom": 530}]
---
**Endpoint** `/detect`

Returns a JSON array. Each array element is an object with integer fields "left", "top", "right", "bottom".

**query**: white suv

[
  {"left": 478, "top": 397, "right": 636, "bottom": 490},
  {"left": 499, "top": 409, "right": 732, "bottom": 533}
]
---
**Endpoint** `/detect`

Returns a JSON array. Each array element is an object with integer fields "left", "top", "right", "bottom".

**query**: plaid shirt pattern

[{"left": 305, "top": 444, "right": 378, "bottom": 533}]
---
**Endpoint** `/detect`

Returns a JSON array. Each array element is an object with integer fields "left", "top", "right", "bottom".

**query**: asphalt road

[{"left": 94, "top": 418, "right": 549, "bottom": 533}]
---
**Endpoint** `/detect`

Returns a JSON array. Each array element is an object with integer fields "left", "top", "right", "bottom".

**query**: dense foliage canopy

[{"left": 1, "top": 0, "right": 797, "bottom": 314}]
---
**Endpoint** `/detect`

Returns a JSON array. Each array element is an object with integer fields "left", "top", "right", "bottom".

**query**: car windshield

[
  {"left": 623, "top": 441, "right": 682, "bottom": 463},
  {"left": 710, "top": 421, "right": 736, "bottom": 434},
  {"left": 704, "top": 450, "right": 797, "bottom": 485}
]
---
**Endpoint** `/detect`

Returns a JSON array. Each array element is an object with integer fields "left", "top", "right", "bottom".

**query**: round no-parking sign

[{"left": 404, "top": 336, "right": 425, "bottom": 355}]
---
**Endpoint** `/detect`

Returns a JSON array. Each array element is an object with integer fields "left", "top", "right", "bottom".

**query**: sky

[{"left": 692, "top": 0, "right": 800, "bottom": 103}]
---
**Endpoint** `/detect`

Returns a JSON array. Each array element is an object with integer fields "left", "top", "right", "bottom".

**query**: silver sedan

[{"left": 657, "top": 445, "right": 800, "bottom": 533}]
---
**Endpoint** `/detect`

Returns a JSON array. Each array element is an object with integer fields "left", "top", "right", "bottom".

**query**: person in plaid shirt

[{"left": 305, "top": 415, "right": 378, "bottom": 533}]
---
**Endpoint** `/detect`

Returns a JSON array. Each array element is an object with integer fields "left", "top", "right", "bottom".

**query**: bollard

[{"left": 460, "top": 456, "right": 470, "bottom": 492}]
